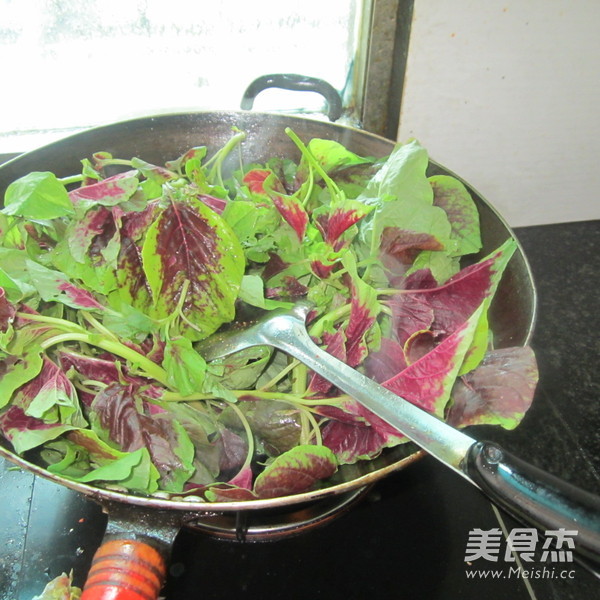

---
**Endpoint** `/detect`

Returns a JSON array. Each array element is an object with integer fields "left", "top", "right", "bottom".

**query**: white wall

[{"left": 397, "top": 0, "right": 600, "bottom": 227}]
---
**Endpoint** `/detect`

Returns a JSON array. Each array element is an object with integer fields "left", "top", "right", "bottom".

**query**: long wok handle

[
  {"left": 80, "top": 538, "right": 167, "bottom": 600},
  {"left": 466, "top": 441, "right": 600, "bottom": 567}
]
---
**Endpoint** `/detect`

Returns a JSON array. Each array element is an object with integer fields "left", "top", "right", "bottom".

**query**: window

[{"left": 0, "top": 0, "right": 411, "bottom": 154}]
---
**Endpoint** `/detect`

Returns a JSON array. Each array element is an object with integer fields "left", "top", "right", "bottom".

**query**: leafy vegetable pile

[{"left": 0, "top": 127, "right": 538, "bottom": 501}]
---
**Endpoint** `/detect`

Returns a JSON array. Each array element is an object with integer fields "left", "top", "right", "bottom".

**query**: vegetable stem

[
  {"left": 58, "top": 174, "right": 85, "bottom": 186},
  {"left": 308, "top": 303, "right": 352, "bottom": 338},
  {"left": 161, "top": 388, "right": 346, "bottom": 407},
  {"left": 16, "top": 311, "right": 87, "bottom": 334},
  {"left": 40, "top": 332, "right": 170, "bottom": 387}
]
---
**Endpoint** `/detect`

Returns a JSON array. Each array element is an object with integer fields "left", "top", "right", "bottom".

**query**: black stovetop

[{"left": 1, "top": 219, "right": 599, "bottom": 600}]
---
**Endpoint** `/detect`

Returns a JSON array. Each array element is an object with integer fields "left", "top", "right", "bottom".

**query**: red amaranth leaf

[
  {"left": 307, "top": 330, "right": 347, "bottom": 394},
  {"left": 364, "top": 337, "right": 407, "bottom": 383},
  {"left": 321, "top": 418, "right": 393, "bottom": 464},
  {"left": 269, "top": 193, "right": 308, "bottom": 241},
  {"left": 68, "top": 170, "right": 139, "bottom": 206},
  {"left": 0, "top": 357, "right": 83, "bottom": 453},
  {"left": 314, "top": 200, "right": 372, "bottom": 246},
  {"left": 0, "top": 287, "right": 16, "bottom": 332},
  {"left": 380, "top": 227, "right": 444, "bottom": 283},
  {"left": 345, "top": 281, "right": 379, "bottom": 367},
  {"left": 57, "top": 281, "right": 106, "bottom": 310},
  {"left": 382, "top": 315, "right": 478, "bottom": 417},
  {"left": 447, "top": 347, "right": 538, "bottom": 429},
  {"left": 198, "top": 193, "right": 227, "bottom": 214},
  {"left": 204, "top": 483, "right": 258, "bottom": 502},
  {"left": 141, "top": 194, "right": 244, "bottom": 339},
  {"left": 253, "top": 444, "right": 337, "bottom": 498},
  {"left": 244, "top": 169, "right": 308, "bottom": 241},
  {"left": 91, "top": 383, "right": 194, "bottom": 491},
  {"left": 242, "top": 169, "right": 272, "bottom": 195},
  {"left": 388, "top": 241, "right": 515, "bottom": 344}
]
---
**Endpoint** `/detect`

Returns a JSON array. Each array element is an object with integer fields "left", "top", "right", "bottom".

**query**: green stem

[
  {"left": 40, "top": 332, "right": 170, "bottom": 387},
  {"left": 16, "top": 311, "right": 86, "bottom": 333},
  {"left": 205, "top": 128, "right": 247, "bottom": 187},
  {"left": 285, "top": 127, "right": 342, "bottom": 204},
  {"left": 161, "top": 388, "right": 346, "bottom": 407},
  {"left": 59, "top": 174, "right": 85, "bottom": 186},
  {"left": 258, "top": 358, "right": 300, "bottom": 391},
  {"left": 291, "top": 362, "right": 308, "bottom": 396},
  {"left": 81, "top": 312, "right": 120, "bottom": 342},
  {"left": 224, "top": 401, "right": 254, "bottom": 471},
  {"left": 308, "top": 303, "right": 352, "bottom": 339}
]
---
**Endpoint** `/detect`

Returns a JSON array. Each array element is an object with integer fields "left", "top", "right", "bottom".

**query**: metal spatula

[{"left": 197, "top": 301, "right": 600, "bottom": 567}]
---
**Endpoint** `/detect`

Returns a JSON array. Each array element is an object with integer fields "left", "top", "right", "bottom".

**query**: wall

[{"left": 397, "top": 0, "right": 600, "bottom": 227}]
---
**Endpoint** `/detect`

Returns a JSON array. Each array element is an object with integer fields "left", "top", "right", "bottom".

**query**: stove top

[{"left": 1, "top": 220, "right": 599, "bottom": 599}]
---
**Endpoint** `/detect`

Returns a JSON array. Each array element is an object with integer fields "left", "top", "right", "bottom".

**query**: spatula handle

[{"left": 80, "top": 538, "right": 167, "bottom": 600}]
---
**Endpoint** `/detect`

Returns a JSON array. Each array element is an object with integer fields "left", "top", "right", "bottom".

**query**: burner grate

[{"left": 182, "top": 486, "right": 371, "bottom": 542}]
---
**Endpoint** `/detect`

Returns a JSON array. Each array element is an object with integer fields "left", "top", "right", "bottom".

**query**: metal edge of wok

[{"left": 0, "top": 110, "right": 537, "bottom": 516}]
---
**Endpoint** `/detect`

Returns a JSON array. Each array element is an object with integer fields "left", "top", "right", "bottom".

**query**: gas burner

[{"left": 182, "top": 486, "right": 371, "bottom": 542}]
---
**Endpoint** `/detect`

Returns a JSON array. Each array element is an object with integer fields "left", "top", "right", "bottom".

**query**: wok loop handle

[
  {"left": 80, "top": 538, "right": 167, "bottom": 600},
  {"left": 240, "top": 73, "right": 343, "bottom": 122},
  {"left": 466, "top": 441, "right": 600, "bottom": 568}
]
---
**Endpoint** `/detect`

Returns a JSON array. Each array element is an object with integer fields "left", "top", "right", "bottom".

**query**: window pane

[{"left": 0, "top": 0, "right": 365, "bottom": 152}]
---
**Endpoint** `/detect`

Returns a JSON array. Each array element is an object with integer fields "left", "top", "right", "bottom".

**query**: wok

[{"left": 0, "top": 111, "right": 539, "bottom": 597}]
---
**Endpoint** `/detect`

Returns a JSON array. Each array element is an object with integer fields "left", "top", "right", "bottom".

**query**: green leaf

[
  {"left": 0, "top": 248, "right": 37, "bottom": 299},
  {"left": 297, "top": 138, "right": 372, "bottom": 181},
  {"left": 222, "top": 200, "right": 281, "bottom": 262},
  {"left": 0, "top": 267, "right": 24, "bottom": 302},
  {"left": 75, "top": 447, "right": 160, "bottom": 493},
  {"left": 429, "top": 175, "right": 482, "bottom": 257},
  {"left": 407, "top": 250, "right": 461, "bottom": 284},
  {"left": 163, "top": 336, "right": 208, "bottom": 396},
  {"left": 2, "top": 172, "right": 74, "bottom": 219},
  {"left": 0, "top": 350, "right": 43, "bottom": 409},
  {"left": 25, "top": 260, "right": 106, "bottom": 311},
  {"left": 360, "top": 139, "right": 433, "bottom": 206},
  {"left": 209, "top": 345, "right": 273, "bottom": 390},
  {"left": 239, "top": 274, "right": 294, "bottom": 310},
  {"left": 25, "top": 358, "right": 87, "bottom": 427}
]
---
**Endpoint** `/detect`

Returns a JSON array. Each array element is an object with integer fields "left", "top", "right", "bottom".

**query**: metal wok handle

[
  {"left": 465, "top": 441, "right": 600, "bottom": 568},
  {"left": 240, "top": 73, "right": 343, "bottom": 122}
]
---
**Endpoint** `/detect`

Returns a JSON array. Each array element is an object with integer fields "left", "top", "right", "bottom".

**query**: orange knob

[{"left": 81, "top": 538, "right": 167, "bottom": 600}]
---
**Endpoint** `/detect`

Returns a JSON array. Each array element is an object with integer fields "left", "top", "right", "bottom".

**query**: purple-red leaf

[
  {"left": 321, "top": 418, "right": 398, "bottom": 464},
  {"left": 0, "top": 357, "right": 84, "bottom": 453},
  {"left": 308, "top": 330, "right": 347, "bottom": 394},
  {"left": 380, "top": 227, "right": 444, "bottom": 281},
  {"left": 382, "top": 313, "right": 479, "bottom": 417},
  {"left": 447, "top": 346, "right": 538, "bottom": 429},
  {"left": 363, "top": 337, "right": 408, "bottom": 383},
  {"left": 388, "top": 240, "right": 516, "bottom": 345},
  {"left": 141, "top": 194, "right": 245, "bottom": 339},
  {"left": 68, "top": 171, "right": 139, "bottom": 206},
  {"left": 243, "top": 169, "right": 308, "bottom": 241},
  {"left": 313, "top": 200, "right": 372, "bottom": 246},
  {"left": 253, "top": 444, "right": 337, "bottom": 498},
  {"left": 0, "top": 287, "right": 15, "bottom": 332},
  {"left": 91, "top": 383, "right": 194, "bottom": 491}
]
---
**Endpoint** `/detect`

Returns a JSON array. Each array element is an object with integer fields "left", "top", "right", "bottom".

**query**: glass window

[{"left": 0, "top": 0, "right": 368, "bottom": 152}]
